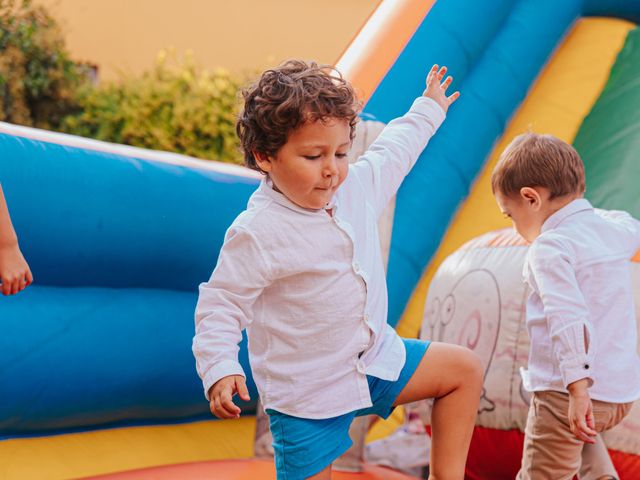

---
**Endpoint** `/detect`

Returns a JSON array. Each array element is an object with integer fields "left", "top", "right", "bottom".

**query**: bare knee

[{"left": 456, "top": 347, "right": 484, "bottom": 392}]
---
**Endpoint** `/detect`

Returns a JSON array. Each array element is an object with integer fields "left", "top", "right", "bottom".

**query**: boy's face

[
  {"left": 256, "top": 117, "right": 351, "bottom": 210},
  {"left": 495, "top": 188, "right": 548, "bottom": 243}
]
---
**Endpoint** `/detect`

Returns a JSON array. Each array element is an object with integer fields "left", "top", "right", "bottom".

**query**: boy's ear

[
  {"left": 520, "top": 187, "right": 542, "bottom": 210},
  {"left": 253, "top": 151, "right": 273, "bottom": 173}
]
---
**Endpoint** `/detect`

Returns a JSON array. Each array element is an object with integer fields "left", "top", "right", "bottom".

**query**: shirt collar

[
  {"left": 258, "top": 177, "right": 339, "bottom": 215},
  {"left": 541, "top": 198, "right": 593, "bottom": 233}
]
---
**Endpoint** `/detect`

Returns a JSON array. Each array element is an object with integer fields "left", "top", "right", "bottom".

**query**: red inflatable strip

[{"left": 465, "top": 426, "right": 640, "bottom": 480}]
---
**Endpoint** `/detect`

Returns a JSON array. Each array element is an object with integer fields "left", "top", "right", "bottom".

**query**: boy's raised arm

[{"left": 349, "top": 65, "right": 459, "bottom": 217}]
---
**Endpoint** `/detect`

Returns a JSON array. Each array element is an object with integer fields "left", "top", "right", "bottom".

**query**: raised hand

[{"left": 423, "top": 64, "right": 460, "bottom": 113}]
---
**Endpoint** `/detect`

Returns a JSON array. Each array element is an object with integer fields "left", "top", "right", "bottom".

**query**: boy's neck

[{"left": 541, "top": 193, "right": 583, "bottom": 224}]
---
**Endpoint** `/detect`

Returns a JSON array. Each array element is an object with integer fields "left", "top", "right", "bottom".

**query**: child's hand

[
  {"left": 0, "top": 242, "right": 32, "bottom": 295},
  {"left": 567, "top": 378, "right": 597, "bottom": 443},
  {"left": 208, "top": 374, "right": 251, "bottom": 419},
  {"left": 423, "top": 64, "right": 460, "bottom": 113}
]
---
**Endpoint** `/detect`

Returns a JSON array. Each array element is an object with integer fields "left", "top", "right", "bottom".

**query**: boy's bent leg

[
  {"left": 518, "top": 391, "right": 583, "bottom": 480},
  {"left": 393, "top": 342, "right": 483, "bottom": 480}
]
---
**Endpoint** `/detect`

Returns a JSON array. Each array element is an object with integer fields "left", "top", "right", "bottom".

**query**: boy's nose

[{"left": 323, "top": 158, "right": 339, "bottom": 177}]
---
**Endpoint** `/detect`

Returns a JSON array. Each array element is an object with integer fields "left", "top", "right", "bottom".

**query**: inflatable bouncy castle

[{"left": 1, "top": 0, "right": 640, "bottom": 478}]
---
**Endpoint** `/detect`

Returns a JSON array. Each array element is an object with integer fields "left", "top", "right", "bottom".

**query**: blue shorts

[{"left": 266, "top": 338, "right": 431, "bottom": 480}]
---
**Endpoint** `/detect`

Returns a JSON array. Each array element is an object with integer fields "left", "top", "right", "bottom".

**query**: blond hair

[{"left": 491, "top": 133, "right": 585, "bottom": 199}]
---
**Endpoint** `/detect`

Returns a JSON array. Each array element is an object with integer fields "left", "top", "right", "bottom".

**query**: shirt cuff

[
  {"left": 410, "top": 96, "right": 446, "bottom": 130},
  {"left": 560, "top": 358, "right": 594, "bottom": 389},
  {"left": 202, "top": 359, "right": 246, "bottom": 401}
]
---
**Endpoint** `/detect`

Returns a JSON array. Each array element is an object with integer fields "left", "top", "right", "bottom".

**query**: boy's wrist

[
  {"left": 410, "top": 97, "right": 446, "bottom": 127},
  {"left": 0, "top": 224, "right": 18, "bottom": 245},
  {"left": 567, "top": 377, "right": 590, "bottom": 395},
  {"left": 0, "top": 237, "right": 19, "bottom": 251}
]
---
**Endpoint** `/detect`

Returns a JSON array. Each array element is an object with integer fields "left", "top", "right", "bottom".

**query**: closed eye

[
  {"left": 336, "top": 153, "right": 348, "bottom": 158},
  {"left": 303, "top": 155, "right": 321, "bottom": 160}
]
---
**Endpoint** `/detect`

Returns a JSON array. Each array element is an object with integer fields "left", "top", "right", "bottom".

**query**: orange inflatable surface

[{"left": 85, "top": 459, "right": 419, "bottom": 480}]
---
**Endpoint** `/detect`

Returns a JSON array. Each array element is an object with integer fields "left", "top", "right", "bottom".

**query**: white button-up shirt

[
  {"left": 193, "top": 97, "right": 445, "bottom": 418},
  {"left": 522, "top": 198, "right": 640, "bottom": 403}
]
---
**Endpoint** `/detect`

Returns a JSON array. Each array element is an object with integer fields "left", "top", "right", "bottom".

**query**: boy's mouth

[{"left": 317, "top": 179, "right": 337, "bottom": 191}]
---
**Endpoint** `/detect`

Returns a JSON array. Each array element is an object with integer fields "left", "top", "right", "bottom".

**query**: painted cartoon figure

[{"left": 423, "top": 269, "right": 500, "bottom": 414}]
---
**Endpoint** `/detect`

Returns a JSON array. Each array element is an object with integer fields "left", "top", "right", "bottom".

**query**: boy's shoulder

[
  {"left": 231, "top": 192, "right": 279, "bottom": 232},
  {"left": 594, "top": 208, "right": 639, "bottom": 231},
  {"left": 529, "top": 207, "right": 640, "bottom": 268},
  {"left": 527, "top": 230, "right": 574, "bottom": 266},
  {"left": 229, "top": 187, "right": 304, "bottom": 243}
]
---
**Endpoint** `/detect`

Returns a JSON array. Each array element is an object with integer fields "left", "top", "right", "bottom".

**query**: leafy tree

[
  {"left": 61, "top": 51, "right": 247, "bottom": 164},
  {"left": 0, "top": 0, "right": 88, "bottom": 128}
]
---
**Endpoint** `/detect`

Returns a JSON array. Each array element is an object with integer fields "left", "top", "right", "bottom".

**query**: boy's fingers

[
  {"left": 586, "top": 404, "right": 595, "bottom": 430},
  {"left": 221, "top": 391, "right": 241, "bottom": 416},
  {"left": 442, "top": 76, "right": 453, "bottom": 90},
  {"left": 448, "top": 91, "right": 461, "bottom": 103},
  {"left": 573, "top": 416, "right": 597, "bottom": 443},
  {"left": 236, "top": 378, "right": 251, "bottom": 401},
  {"left": 212, "top": 395, "right": 239, "bottom": 419},
  {"left": 220, "top": 389, "right": 233, "bottom": 406},
  {"left": 426, "top": 64, "right": 439, "bottom": 85},
  {"left": 438, "top": 66, "right": 447, "bottom": 79},
  {"left": 579, "top": 429, "right": 597, "bottom": 443}
]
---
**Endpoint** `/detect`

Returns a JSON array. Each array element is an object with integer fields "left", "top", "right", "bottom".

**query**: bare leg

[{"left": 393, "top": 342, "right": 483, "bottom": 480}]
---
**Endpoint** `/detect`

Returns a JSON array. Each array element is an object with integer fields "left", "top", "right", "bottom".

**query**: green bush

[
  {"left": 0, "top": 0, "right": 87, "bottom": 128},
  {"left": 61, "top": 51, "right": 248, "bottom": 164}
]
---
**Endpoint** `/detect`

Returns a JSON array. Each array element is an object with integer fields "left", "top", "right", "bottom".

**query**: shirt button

[
  {"left": 353, "top": 262, "right": 360, "bottom": 272},
  {"left": 356, "top": 360, "right": 366, "bottom": 374},
  {"left": 364, "top": 313, "right": 370, "bottom": 322}
]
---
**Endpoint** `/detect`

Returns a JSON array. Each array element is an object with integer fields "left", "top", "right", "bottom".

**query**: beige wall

[{"left": 39, "top": 0, "right": 380, "bottom": 82}]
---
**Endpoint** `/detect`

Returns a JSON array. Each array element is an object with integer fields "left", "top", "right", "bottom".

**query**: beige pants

[{"left": 517, "top": 391, "right": 633, "bottom": 480}]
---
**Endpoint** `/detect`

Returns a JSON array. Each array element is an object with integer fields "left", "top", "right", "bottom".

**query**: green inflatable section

[{"left": 574, "top": 26, "right": 640, "bottom": 217}]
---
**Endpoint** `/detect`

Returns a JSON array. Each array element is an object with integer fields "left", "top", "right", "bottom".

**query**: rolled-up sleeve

[
  {"left": 349, "top": 97, "right": 445, "bottom": 217},
  {"left": 528, "top": 236, "right": 595, "bottom": 388},
  {"left": 192, "top": 225, "right": 271, "bottom": 400}
]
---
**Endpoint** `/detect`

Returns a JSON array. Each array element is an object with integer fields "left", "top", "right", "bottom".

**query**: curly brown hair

[{"left": 236, "top": 59, "right": 361, "bottom": 173}]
